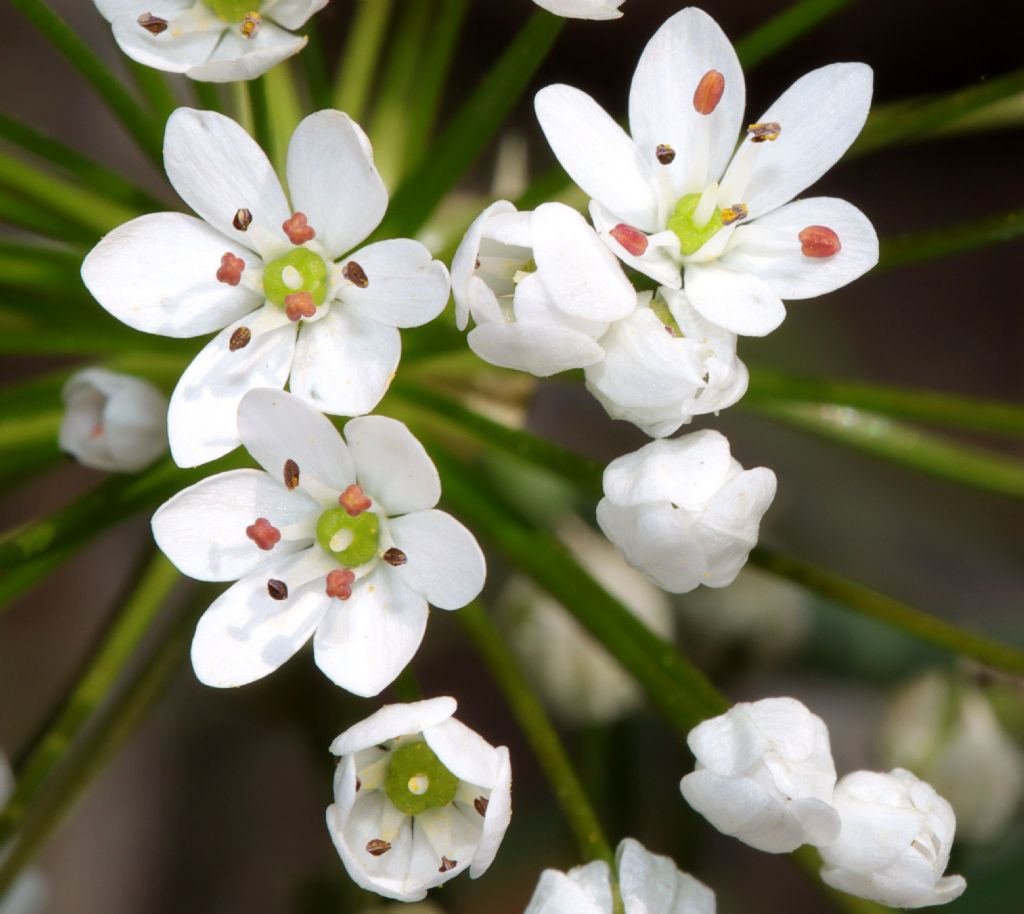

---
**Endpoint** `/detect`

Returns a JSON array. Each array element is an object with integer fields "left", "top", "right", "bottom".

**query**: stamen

[
  {"left": 216, "top": 252, "right": 245, "bottom": 286},
  {"left": 655, "top": 144, "right": 676, "bottom": 165},
  {"left": 137, "top": 12, "right": 168, "bottom": 34},
  {"left": 692, "top": 182, "right": 719, "bottom": 228},
  {"left": 283, "top": 459, "right": 300, "bottom": 490},
  {"left": 382, "top": 547, "right": 407, "bottom": 567},
  {"left": 232, "top": 208, "right": 253, "bottom": 231},
  {"left": 609, "top": 224, "right": 649, "bottom": 257},
  {"left": 355, "top": 777, "right": 362, "bottom": 791},
  {"left": 229, "top": 326, "right": 252, "bottom": 351},
  {"left": 284, "top": 291, "right": 316, "bottom": 322},
  {"left": 281, "top": 265, "right": 304, "bottom": 290},
  {"left": 693, "top": 70, "right": 725, "bottom": 116},
  {"left": 326, "top": 569, "right": 356, "bottom": 600},
  {"left": 366, "top": 839, "right": 392, "bottom": 857},
  {"left": 339, "top": 484, "right": 372, "bottom": 516},
  {"left": 799, "top": 225, "right": 842, "bottom": 258},
  {"left": 343, "top": 261, "right": 369, "bottom": 288},
  {"left": 747, "top": 122, "right": 782, "bottom": 143},
  {"left": 240, "top": 11, "right": 261, "bottom": 38},
  {"left": 267, "top": 579, "right": 288, "bottom": 600},
  {"left": 474, "top": 796, "right": 488, "bottom": 817},
  {"left": 91, "top": 423, "right": 104, "bottom": 439},
  {"left": 282, "top": 212, "right": 315, "bottom": 245},
  {"left": 439, "top": 856, "right": 457, "bottom": 873},
  {"left": 720, "top": 203, "right": 749, "bottom": 226},
  {"left": 246, "top": 518, "right": 281, "bottom": 551}
]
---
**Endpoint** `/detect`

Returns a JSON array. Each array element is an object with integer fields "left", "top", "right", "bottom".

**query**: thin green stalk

[
  {"left": 10, "top": 0, "right": 163, "bottom": 165},
  {"left": 0, "top": 242, "right": 86, "bottom": 296},
  {"left": 262, "top": 61, "right": 304, "bottom": 174},
  {"left": 0, "top": 410, "right": 61, "bottom": 453},
  {"left": 0, "top": 186, "right": 96, "bottom": 244},
  {"left": 750, "top": 547, "right": 1024, "bottom": 675},
  {"left": 301, "top": 23, "right": 332, "bottom": 111},
  {"left": 246, "top": 77, "right": 274, "bottom": 159},
  {"left": 879, "top": 207, "right": 1024, "bottom": 271},
  {"left": 735, "top": 0, "right": 853, "bottom": 70},
  {"left": 192, "top": 81, "right": 223, "bottom": 113},
  {"left": 127, "top": 60, "right": 180, "bottom": 123},
  {"left": 0, "top": 553, "right": 180, "bottom": 844},
  {"left": 0, "top": 541, "right": 74, "bottom": 611},
  {"left": 333, "top": 0, "right": 394, "bottom": 121}
]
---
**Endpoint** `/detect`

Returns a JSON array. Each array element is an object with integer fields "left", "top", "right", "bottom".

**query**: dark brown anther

[
  {"left": 137, "top": 12, "right": 168, "bottom": 34},
  {"left": 474, "top": 796, "right": 489, "bottom": 817},
  {"left": 609, "top": 224, "right": 649, "bottom": 257},
  {"left": 655, "top": 144, "right": 676, "bottom": 165},
  {"left": 355, "top": 776, "right": 362, "bottom": 791},
  {"left": 229, "top": 326, "right": 252, "bottom": 351},
  {"left": 283, "top": 212, "right": 315, "bottom": 245},
  {"left": 799, "top": 225, "right": 842, "bottom": 258},
  {"left": 283, "top": 458, "right": 300, "bottom": 491},
  {"left": 747, "top": 121, "right": 782, "bottom": 143},
  {"left": 233, "top": 208, "right": 253, "bottom": 231},
  {"left": 366, "top": 839, "right": 392, "bottom": 857},
  {"left": 382, "top": 547, "right": 407, "bottom": 567},
  {"left": 693, "top": 69, "right": 725, "bottom": 115},
  {"left": 343, "top": 261, "right": 369, "bottom": 288},
  {"left": 217, "top": 252, "right": 245, "bottom": 286},
  {"left": 720, "top": 203, "right": 749, "bottom": 226},
  {"left": 438, "top": 856, "right": 457, "bottom": 873},
  {"left": 285, "top": 291, "right": 316, "bottom": 322},
  {"left": 267, "top": 579, "right": 288, "bottom": 600}
]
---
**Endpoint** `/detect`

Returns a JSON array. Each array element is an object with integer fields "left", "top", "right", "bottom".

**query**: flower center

[
  {"left": 263, "top": 248, "right": 328, "bottom": 316},
  {"left": 207, "top": 0, "right": 258, "bottom": 21},
  {"left": 667, "top": 191, "right": 723, "bottom": 257},
  {"left": 315, "top": 506, "right": 380, "bottom": 567},
  {"left": 385, "top": 741, "right": 459, "bottom": 816}
]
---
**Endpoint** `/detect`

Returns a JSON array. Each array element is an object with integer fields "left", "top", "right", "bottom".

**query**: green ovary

[
  {"left": 316, "top": 508, "right": 380, "bottom": 567},
  {"left": 667, "top": 193, "right": 723, "bottom": 256},
  {"left": 263, "top": 248, "right": 328, "bottom": 307},
  {"left": 385, "top": 741, "right": 459, "bottom": 816},
  {"left": 207, "top": 0, "right": 257, "bottom": 21}
]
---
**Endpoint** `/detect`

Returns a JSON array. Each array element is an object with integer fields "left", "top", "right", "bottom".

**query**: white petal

[
  {"left": 167, "top": 314, "right": 297, "bottom": 467},
  {"left": 471, "top": 746, "right": 512, "bottom": 878},
  {"left": 514, "top": 272, "right": 608, "bottom": 340},
  {"left": 535, "top": 85, "right": 660, "bottom": 231},
  {"left": 94, "top": 0, "right": 190, "bottom": 19},
  {"left": 286, "top": 111, "right": 388, "bottom": 260},
  {"left": 237, "top": 388, "right": 355, "bottom": 496},
  {"left": 590, "top": 200, "right": 683, "bottom": 289},
  {"left": 341, "top": 239, "right": 450, "bottom": 328},
  {"left": 343, "top": 416, "right": 441, "bottom": 516},
  {"left": 313, "top": 566, "right": 430, "bottom": 697},
  {"left": 468, "top": 323, "right": 605, "bottom": 376},
  {"left": 82, "top": 212, "right": 261, "bottom": 337},
  {"left": 452, "top": 201, "right": 518, "bottom": 330},
  {"left": 190, "top": 548, "right": 333, "bottom": 687},
  {"left": 685, "top": 262, "right": 787, "bottom": 336},
  {"left": 617, "top": 838, "right": 716, "bottom": 914},
  {"left": 424, "top": 718, "right": 500, "bottom": 787},
  {"left": 109, "top": 10, "right": 221, "bottom": 75},
  {"left": 532, "top": 0, "right": 624, "bottom": 20},
  {"left": 288, "top": 307, "right": 399, "bottom": 417},
  {"left": 186, "top": 22, "right": 307, "bottom": 83},
  {"left": 263, "top": 0, "right": 328, "bottom": 29},
  {"left": 523, "top": 868, "right": 610, "bottom": 914},
  {"left": 164, "top": 108, "right": 290, "bottom": 257},
  {"left": 152, "top": 468, "right": 316, "bottom": 581},
  {"left": 629, "top": 7, "right": 745, "bottom": 197},
  {"left": 719, "top": 63, "right": 874, "bottom": 219},
  {"left": 331, "top": 697, "right": 457, "bottom": 755},
  {"left": 723, "top": 197, "right": 879, "bottom": 299},
  {"left": 388, "top": 510, "right": 486, "bottom": 610}
]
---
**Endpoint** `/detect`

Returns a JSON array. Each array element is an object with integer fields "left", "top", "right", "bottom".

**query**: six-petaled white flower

[
  {"left": 151, "top": 389, "right": 485, "bottom": 697},
  {"left": 83, "top": 107, "right": 450, "bottom": 467},
  {"left": 535, "top": 6, "right": 878, "bottom": 336},
  {"left": 92, "top": 0, "right": 328, "bottom": 82},
  {"left": 524, "top": 837, "right": 715, "bottom": 914},
  {"left": 59, "top": 368, "right": 168, "bottom": 472},
  {"left": 326, "top": 697, "right": 511, "bottom": 902},
  {"left": 680, "top": 697, "right": 842, "bottom": 853},
  {"left": 532, "top": 0, "right": 625, "bottom": 21},
  {"left": 819, "top": 768, "right": 967, "bottom": 908},
  {"left": 597, "top": 429, "right": 776, "bottom": 593}
]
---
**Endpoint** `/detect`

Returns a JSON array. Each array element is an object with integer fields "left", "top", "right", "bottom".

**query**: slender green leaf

[
  {"left": 127, "top": 60, "right": 180, "bottom": 124},
  {"left": 333, "top": 0, "right": 394, "bottom": 121},
  {"left": 300, "top": 22, "right": 332, "bottom": 111},
  {"left": 0, "top": 186, "right": 95, "bottom": 244},
  {"left": 246, "top": 77, "right": 274, "bottom": 162},
  {"left": 262, "top": 61, "right": 304, "bottom": 174},
  {"left": 879, "top": 207, "right": 1024, "bottom": 271},
  {"left": 0, "top": 242, "right": 85, "bottom": 296},
  {"left": 192, "top": 80, "right": 223, "bottom": 113},
  {"left": 735, "top": 0, "right": 853, "bottom": 70}
]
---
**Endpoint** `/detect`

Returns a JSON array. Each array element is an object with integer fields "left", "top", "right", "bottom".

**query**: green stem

[
  {"left": 0, "top": 186, "right": 96, "bottom": 244},
  {"left": 333, "top": 0, "right": 394, "bottom": 122},
  {"left": 10, "top": 0, "right": 163, "bottom": 165},
  {"left": 0, "top": 242, "right": 86, "bottom": 296},
  {"left": 127, "top": 60, "right": 180, "bottom": 123},
  {"left": 246, "top": 77, "right": 274, "bottom": 158},
  {"left": 0, "top": 553, "right": 180, "bottom": 844},
  {"left": 735, "top": 0, "right": 853, "bottom": 70},
  {"left": 0, "top": 410, "right": 61, "bottom": 453},
  {"left": 261, "top": 61, "right": 304, "bottom": 175},
  {"left": 750, "top": 547, "right": 1024, "bottom": 675},
  {"left": 0, "top": 542, "right": 75, "bottom": 611},
  {"left": 879, "top": 207, "right": 1024, "bottom": 271},
  {"left": 301, "top": 23, "right": 332, "bottom": 111},
  {"left": 192, "top": 81, "right": 223, "bottom": 113}
]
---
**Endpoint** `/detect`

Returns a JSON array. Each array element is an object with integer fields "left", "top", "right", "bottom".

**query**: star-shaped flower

[
  {"left": 152, "top": 389, "right": 486, "bottom": 697},
  {"left": 535, "top": 7, "right": 878, "bottom": 336},
  {"left": 92, "top": 0, "right": 328, "bottom": 81},
  {"left": 83, "top": 108, "right": 450, "bottom": 467}
]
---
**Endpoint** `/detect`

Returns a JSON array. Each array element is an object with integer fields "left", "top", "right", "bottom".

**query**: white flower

[
  {"left": 532, "top": 0, "right": 624, "bottom": 20},
  {"left": 59, "top": 368, "right": 168, "bottom": 472},
  {"left": 151, "top": 389, "right": 485, "bottom": 697},
  {"left": 83, "top": 108, "right": 450, "bottom": 467},
  {"left": 597, "top": 429, "right": 776, "bottom": 593},
  {"left": 92, "top": 0, "right": 328, "bottom": 82},
  {"left": 819, "top": 769, "right": 967, "bottom": 908},
  {"left": 534, "top": 7, "right": 878, "bottom": 336},
  {"left": 524, "top": 837, "right": 715, "bottom": 914},
  {"left": 452, "top": 201, "right": 635, "bottom": 377},
  {"left": 680, "top": 697, "right": 841, "bottom": 853},
  {"left": 326, "top": 697, "right": 511, "bottom": 902},
  {"left": 878, "top": 671, "right": 1024, "bottom": 844},
  {"left": 500, "top": 516, "right": 672, "bottom": 725},
  {"left": 584, "top": 287, "right": 747, "bottom": 438}
]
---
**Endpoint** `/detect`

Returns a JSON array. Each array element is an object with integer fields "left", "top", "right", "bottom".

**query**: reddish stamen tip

[
  {"left": 343, "top": 260, "right": 369, "bottom": 288},
  {"left": 282, "top": 212, "right": 315, "bottom": 245},
  {"left": 609, "top": 224, "right": 649, "bottom": 257},
  {"left": 217, "top": 252, "right": 245, "bottom": 286},
  {"left": 233, "top": 208, "right": 253, "bottom": 231},
  {"left": 439, "top": 856, "right": 457, "bottom": 873},
  {"left": 366, "top": 839, "right": 391, "bottom": 857},
  {"left": 693, "top": 69, "right": 725, "bottom": 115},
  {"left": 137, "top": 12, "right": 168, "bottom": 34},
  {"left": 246, "top": 517, "right": 281, "bottom": 551},
  {"left": 474, "top": 796, "right": 489, "bottom": 817},
  {"left": 229, "top": 326, "right": 252, "bottom": 351},
  {"left": 284, "top": 291, "right": 316, "bottom": 322},
  {"left": 90, "top": 423, "right": 104, "bottom": 439},
  {"left": 283, "top": 458, "right": 300, "bottom": 490},
  {"left": 267, "top": 579, "right": 288, "bottom": 600},
  {"left": 339, "top": 484, "right": 372, "bottom": 516},
  {"left": 799, "top": 225, "right": 842, "bottom": 258},
  {"left": 326, "top": 569, "right": 356, "bottom": 600},
  {"left": 655, "top": 143, "right": 676, "bottom": 165}
]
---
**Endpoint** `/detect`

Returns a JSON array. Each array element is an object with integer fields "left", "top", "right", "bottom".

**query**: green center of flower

[
  {"left": 263, "top": 248, "right": 328, "bottom": 307},
  {"left": 667, "top": 192, "right": 723, "bottom": 256},
  {"left": 385, "top": 741, "right": 459, "bottom": 816},
  {"left": 207, "top": 0, "right": 258, "bottom": 21},
  {"left": 315, "top": 507, "right": 380, "bottom": 567}
]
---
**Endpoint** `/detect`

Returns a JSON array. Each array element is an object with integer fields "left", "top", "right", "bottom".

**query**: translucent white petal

[
  {"left": 468, "top": 323, "right": 605, "bottom": 376},
  {"left": 684, "top": 262, "right": 787, "bottom": 336},
  {"left": 108, "top": 10, "right": 221, "bottom": 74},
  {"left": 532, "top": 0, "right": 624, "bottom": 19},
  {"left": 424, "top": 718, "right": 500, "bottom": 788},
  {"left": 330, "top": 697, "right": 457, "bottom": 755},
  {"left": 471, "top": 746, "right": 512, "bottom": 878},
  {"left": 514, "top": 272, "right": 608, "bottom": 339},
  {"left": 617, "top": 838, "right": 717, "bottom": 914},
  {"left": 263, "top": 0, "right": 329, "bottom": 29},
  {"left": 523, "top": 868, "right": 610, "bottom": 914},
  {"left": 590, "top": 200, "right": 683, "bottom": 289},
  {"left": 452, "top": 201, "right": 517, "bottom": 330},
  {"left": 186, "top": 23, "right": 307, "bottom": 83}
]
